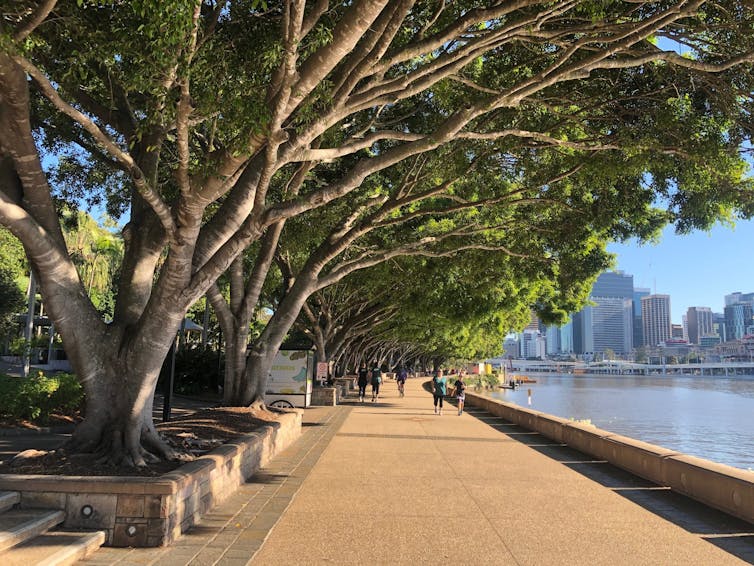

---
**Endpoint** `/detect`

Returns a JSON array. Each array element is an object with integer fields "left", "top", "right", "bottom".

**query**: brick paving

[{"left": 78, "top": 406, "right": 348, "bottom": 565}]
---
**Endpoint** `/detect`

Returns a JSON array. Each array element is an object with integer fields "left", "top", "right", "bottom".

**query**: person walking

[
  {"left": 370, "top": 362, "right": 382, "bottom": 402},
  {"left": 396, "top": 365, "right": 408, "bottom": 397},
  {"left": 357, "top": 362, "right": 369, "bottom": 402},
  {"left": 432, "top": 369, "right": 446, "bottom": 415},
  {"left": 454, "top": 371, "right": 467, "bottom": 415}
]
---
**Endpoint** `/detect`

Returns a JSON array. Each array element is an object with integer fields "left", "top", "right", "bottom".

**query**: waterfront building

[
  {"left": 715, "top": 335, "right": 754, "bottom": 362},
  {"left": 724, "top": 302, "right": 754, "bottom": 341},
  {"left": 572, "top": 271, "right": 634, "bottom": 356},
  {"left": 545, "top": 325, "right": 560, "bottom": 356},
  {"left": 633, "top": 287, "right": 650, "bottom": 349},
  {"left": 590, "top": 297, "right": 633, "bottom": 355},
  {"left": 559, "top": 318, "right": 574, "bottom": 354},
  {"left": 686, "top": 306, "right": 714, "bottom": 345},
  {"left": 642, "top": 294, "right": 672, "bottom": 347},
  {"left": 521, "top": 330, "right": 545, "bottom": 359}
]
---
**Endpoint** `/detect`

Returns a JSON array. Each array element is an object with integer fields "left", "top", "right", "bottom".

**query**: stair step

[
  {"left": 0, "top": 492, "right": 20, "bottom": 514},
  {"left": 3, "top": 530, "right": 106, "bottom": 566},
  {"left": 0, "top": 509, "right": 66, "bottom": 552}
]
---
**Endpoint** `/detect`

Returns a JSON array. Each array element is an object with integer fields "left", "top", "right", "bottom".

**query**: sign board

[
  {"left": 316, "top": 362, "right": 329, "bottom": 379},
  {"left": 265, "top": 350, "right": 313, "bottom": 408}
]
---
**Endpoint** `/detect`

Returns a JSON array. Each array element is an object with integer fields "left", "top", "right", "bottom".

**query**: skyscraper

[
  {"left": 642, "top": 294, "right": 672, "bottom": 347},
  {"left": 686, "top": 306, "right": 714, "bottom": 345},
  {"left": 574, "top": 271, "right": 634, "bottom": 355},
  {"left": 633, "top": 287, "right": 650, "bottom": 348},
  {"left": 724, "top": 302, "right": 754, "bottom": 340}
]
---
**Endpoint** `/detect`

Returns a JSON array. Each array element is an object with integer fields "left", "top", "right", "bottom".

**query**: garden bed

[{"left": 0, "top": 407, "right": 302, "bottom": 547}]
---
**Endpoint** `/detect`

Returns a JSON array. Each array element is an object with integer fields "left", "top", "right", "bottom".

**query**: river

[{"left": 486, "top": 374, "right": 754, "bottom": 471}]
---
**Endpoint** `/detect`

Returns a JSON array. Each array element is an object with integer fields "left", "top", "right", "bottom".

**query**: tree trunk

[
  {"left": 63, "top": 327, "right": 180, "bottom": 466},
  {"left": 241, "top": 275, "right": 317, "bottom": 406},
  {"left": 222, "top": 322, "right": 250, "bottom": 405}
]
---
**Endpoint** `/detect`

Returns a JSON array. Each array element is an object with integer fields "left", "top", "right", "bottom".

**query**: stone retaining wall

[
  {"left": 311, "top": 386, "right": 338, "bottom": 405},
  {"left": 464, "top": 391, "right": 754, "bottom": 525},
  {"left": 0, "top": 410, "right": 302, "bottom": 547}
]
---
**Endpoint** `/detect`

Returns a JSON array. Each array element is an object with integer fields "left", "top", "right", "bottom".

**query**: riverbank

[
  {"left": 488, "top": 373, "right": 754, "bottom": 470},
  {"left": 466, "top": 389, "right": 754, "bottom": 528},
  {"left": 82, "top": 378, "right": 754, "bottom": 565}
]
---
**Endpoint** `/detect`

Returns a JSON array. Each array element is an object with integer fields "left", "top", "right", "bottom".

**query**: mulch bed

[{"left": 0, "top": 407, "right": 283, "bottom": 478}]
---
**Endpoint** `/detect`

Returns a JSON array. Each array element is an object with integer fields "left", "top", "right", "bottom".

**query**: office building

[
  {"left": 725, "top": 302, "right": 754, "bottom": 341},
  {"left": 724, "top": 292, "right": 754, "bottom": 307},
  {"left": 573, "top": 271, "right": 633, "bottom": 355},
  {"left": 686, "top": 306, "right": 714, "bottom": 345},
  {"left": 633, "top": 288, "right": 650, "bottom": 348},
  {"left": 521, "top": 330, "right": 545, "bottom": 359},
  {"left": 713, "top": 312, "right": 727, "bottom": 343},
  {"left": 642, "top": 294, "right": 672, "bottom": 347}
]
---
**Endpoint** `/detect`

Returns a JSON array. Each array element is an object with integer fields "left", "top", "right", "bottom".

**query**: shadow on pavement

[{"left": 464, "top": 407, "right": 754, "bottom": 564}]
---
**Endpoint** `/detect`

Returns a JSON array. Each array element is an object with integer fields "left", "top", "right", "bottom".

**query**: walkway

[{"left": 80, "top": 379, "right": 753, "bottom": 565}]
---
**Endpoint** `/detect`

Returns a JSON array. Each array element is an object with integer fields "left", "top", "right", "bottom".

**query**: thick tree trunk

[
  {"left": 222, "top": 322, "right": 250, "bottom": 405},
  {"left": 61, "top": 326, "right": 181, "bottom": 466}
]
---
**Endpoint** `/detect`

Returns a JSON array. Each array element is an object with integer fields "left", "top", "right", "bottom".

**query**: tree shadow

[{"left": 464, "top": 407, "right": 754, "bottom": 563}]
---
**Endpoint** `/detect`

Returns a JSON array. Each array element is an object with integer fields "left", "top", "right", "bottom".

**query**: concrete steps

[{"left": 0, "top": 491, "right": 104, "bottom": 565}]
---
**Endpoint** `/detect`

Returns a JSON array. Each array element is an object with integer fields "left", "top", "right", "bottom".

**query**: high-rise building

[
  {"left": 545, "top": 325, "right": 560, "bottom": 356},
  {"left": 559, "top": 318, "right": 574, "bottom": 354},
  {"left": 589, "top": 297, "right": 633, "bottom": 354},
  {"left": 713, "top": 312, "right": 727, "bottom": 342},
  {"left": 633, "top": 287, "right": 650, "bottom": 348},
  {"left": 724, "top": 302, "right": 754, "bottom": 340},
  {"left": 686, "top": 306, "right": 714, "bottom": 345},
  {"left": 544, "top": 319, "right": 574, "bottom": 356},
  {"left": 576, "top": 271, "right": 634, "bottom": 355},
  {"left": 592, "top": 271, "right": 634, "bottom": 298},
  {"left": 521, "top": 330, "right": 545, "bottom": 359},
  {"left": 724, "top": 292, "right": 754, "bottom": 307},
  {"left": 642, "top": 294, "right": 672, "bottom": 347}
]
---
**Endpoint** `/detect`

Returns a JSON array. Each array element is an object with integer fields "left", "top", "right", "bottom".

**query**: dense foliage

[
  {"left": 0, "top": 372, "right": 83, "bottom": 422},
  {"left": 2, "top": 1, "right": 754, "bottom": 461}
]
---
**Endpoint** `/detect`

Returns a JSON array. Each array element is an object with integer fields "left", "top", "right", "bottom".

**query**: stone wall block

[
  {"left": 19, "top": 491, "right": 66, "bottom": 510},
  {"left": 665, "top": 454, "right": 754, "bottom": 524},
  {"left": 116, "top": 494, "right": 145, "bottom": 517},
  {"left": 64, "top": 492, "right": 118, "bottom": 530}
]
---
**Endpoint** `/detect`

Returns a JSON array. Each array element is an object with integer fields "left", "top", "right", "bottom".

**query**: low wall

[
  {"left": 311, "top": 386, "right": 338, "bottom": 405},
  {"left": 464, "top": 390, "right": 754, "bottom": 525},
  {"left": 0, "top": 410, "right": 302, "bottom": 547}
]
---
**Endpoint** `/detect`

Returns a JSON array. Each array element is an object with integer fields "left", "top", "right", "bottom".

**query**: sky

[{"left": 606, "top": 218, "right": 754, "bottom": 323}]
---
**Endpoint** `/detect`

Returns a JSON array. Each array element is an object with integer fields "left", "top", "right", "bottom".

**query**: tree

[
  {"left": 0, "top": 227, "right": 26, "bottom": 341},
  {"left": 2, "top": 1, "right": 754, "bottom": 464}
]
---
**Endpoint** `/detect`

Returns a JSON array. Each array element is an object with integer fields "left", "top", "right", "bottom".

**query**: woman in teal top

[{"left": 432, "top": 369, "right": 446, "bottom": 415}]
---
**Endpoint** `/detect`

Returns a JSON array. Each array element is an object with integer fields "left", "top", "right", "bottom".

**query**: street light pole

[{"left": 22, "top": 271, "right": 37, "bottom": 378}]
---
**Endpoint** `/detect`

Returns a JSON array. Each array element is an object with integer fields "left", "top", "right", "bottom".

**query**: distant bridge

[{"left": 487, "top": 358, "right": 754, "bottom": 377}]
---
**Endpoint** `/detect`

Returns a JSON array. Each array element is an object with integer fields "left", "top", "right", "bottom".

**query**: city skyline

[{"left": 606, "top": 217, "right": 754, "bottom": 323}]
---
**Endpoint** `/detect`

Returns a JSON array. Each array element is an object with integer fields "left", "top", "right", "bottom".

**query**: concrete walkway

[{"left": 80, "top": 378, "right": 753, "bottom": 565}]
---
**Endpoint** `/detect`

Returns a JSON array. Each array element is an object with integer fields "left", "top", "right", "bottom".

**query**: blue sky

[{"left": 607, "top": 218, "right": 754, "bottom": 323}]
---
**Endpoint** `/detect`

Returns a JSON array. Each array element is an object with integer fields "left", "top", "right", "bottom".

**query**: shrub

[
  {"left": 157, "top": 346, "right": 223, "bottom": 396},
  {"left": 0, "top": 372, "right": 84, "bottom": 422}
]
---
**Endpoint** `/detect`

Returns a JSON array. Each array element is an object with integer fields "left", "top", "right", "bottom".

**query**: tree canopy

[{"left": 2, "top": 0, "right": 754, "bottom": 464}]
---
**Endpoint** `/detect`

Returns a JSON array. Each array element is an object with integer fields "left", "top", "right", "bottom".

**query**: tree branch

[{"left": 15, "top": 56, "right": 176, "bottom": 236}]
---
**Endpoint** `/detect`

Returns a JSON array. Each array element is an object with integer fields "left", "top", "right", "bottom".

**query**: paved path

[{"left": 78, "top": 378, "right": 753, "bottom": 565}]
